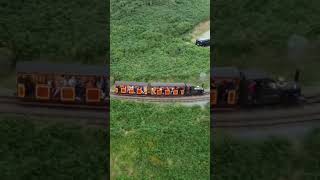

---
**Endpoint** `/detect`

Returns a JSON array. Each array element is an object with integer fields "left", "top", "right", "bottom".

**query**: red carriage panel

[
  {"left": 180, "top": 90, "right": 185, "bottom": 95},
  {"left": 137, "top": 88, "right": 142, "bottom": 95},
  {"left": 165, "top": 89, "right": 170, "bottom": 96},
  {"left": 36, "top": 85, "right": 50, "bottom": 100},
  {"left": 61, "top": 87, "right": 75, "bottom": 102},
  {"left": 17, "top": 84, "right": 25, "bottom": 98},
  {"left": 157, "top": 89, "right": 162, "bottom": 96},
  {"left": 173, "top": 90, "right": 178, "bottom": 96},
  {"left": 86, "top": 88, "right": 100, "bottom": 103}
]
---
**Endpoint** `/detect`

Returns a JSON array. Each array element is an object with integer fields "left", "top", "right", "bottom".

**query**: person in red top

[{"left": 248, "top": 81, "right": 257, "bottom": 103}]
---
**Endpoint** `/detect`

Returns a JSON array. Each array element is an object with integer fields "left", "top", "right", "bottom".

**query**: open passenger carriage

[
  {"left": 114, "top": 81, "right": 148, "bottom": 95},
  {"left": 149, "top": 83, "right": 187, "bottom": 96},
  {"left": 16, "top": 62, "right": 108, "bottom": 105},
  {"left": 211, "top": 67, "right": 240, "bottom": 107}
]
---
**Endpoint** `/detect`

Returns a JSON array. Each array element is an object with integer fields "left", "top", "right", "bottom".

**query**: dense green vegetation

[
  {"left": 111, "top": 0, "right": 210, "bottom": 86},
  {"left": 0, "top": 116, "right": 107, "bottom": 179},
  {"left": 110, "top": 1, "right": 210, "bottom": 179},
  {"left": 0, "top": 0, "right": 108, "bottom": 75},
  {"left": 212, "top": 129, "right": 320, "bottom": 180},
  {"left": 111, "top": 100, "right": 209, "bottom": 179},
  {"left": 213, "top": 0, "right": 320, "bottom": 85}
]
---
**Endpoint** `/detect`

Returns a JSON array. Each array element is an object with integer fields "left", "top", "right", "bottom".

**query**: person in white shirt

[{"left": 68, "top": 76, "right": 76, "bottom": 87}]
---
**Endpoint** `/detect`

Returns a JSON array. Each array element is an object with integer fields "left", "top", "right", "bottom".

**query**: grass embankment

[
  {"left": 0, "top": 0, "right": 108, "bottom": 66},
  {"left": 212, "top": 129, "right": 320, "bottom": 180},
  {"left": 213, "top": 0, "right": 320, "bottom": 86},
  {"left": 111, "top": 100, "right": 210, "bottom": 179},
  {"left": 0, "top": 0, "right": 108, "bottom": 90},
  {"left": 0, "top": 1, "right": 109, "bottom": 179},
  {"left": 111, "top": 0, "right": 210, "bottom": 87},
  {"left": 0, "top": 116, "right": 107, "bottom": 179}
]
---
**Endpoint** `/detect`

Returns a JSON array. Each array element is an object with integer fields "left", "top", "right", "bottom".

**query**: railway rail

[
  {"left": 0, "top": 96, "right": 107, "bottom": 126},
  {"left": 0, "top": 95, "right": 108, "bottom": 111},
  {"left": 1, "top": 93, "right": 320, "bottom": 128},
  {"left": 213, "top": 94, "right": 320, "bottom": 128},
  {"left": 110, "top": 92, "right": 210, "bottom": 103}
]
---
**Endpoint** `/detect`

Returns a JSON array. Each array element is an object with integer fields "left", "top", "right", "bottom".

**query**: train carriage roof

[
  {"left": 241, "top": 69, "right": 272, "bottom": 80},
  {"left": 114, "top": 81, "right": 148, "bottom": 86},
  {"left": 212, "top": 67, "right": 240, "bottom": 78},
  {"left": 150, "top": 82, "right": 185, "bottom": 87},
  {"left": 16, "top": 61, "right": 108, "bottom": 76}
]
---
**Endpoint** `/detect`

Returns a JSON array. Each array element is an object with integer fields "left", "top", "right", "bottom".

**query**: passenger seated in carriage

[
  {"left": 75, "top": 77, "right": 85, "bottom": 101},
  {"left": 171, "top": 87, "right": 174, "bottom": 95},
  {"left": 100, "top": 76, "right": 108, "bottom": 98},
  {"left": 68, "top": 76, "right": 76, "bottom": 87},
  {"left": 248, "top": 81, "right": 257, "bottom": 103},
  {"left": 151, "top": 87, "right": 156, "bottom": 95},
  {"left": 24, "top": 75, "right": 35, "bottom": 97},
  {"left": 53, "top": 75, "right": 64, "bottom": 99}
]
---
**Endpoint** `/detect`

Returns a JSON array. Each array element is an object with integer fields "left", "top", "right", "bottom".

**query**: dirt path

[{"left": 190, "top": 19, "right": 210, "bottom": 42}]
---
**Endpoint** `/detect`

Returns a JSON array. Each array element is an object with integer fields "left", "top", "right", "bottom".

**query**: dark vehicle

[
  {"left": 195, "top": 38, "right": 210, "bottom": 47},
  {"left": 16, "top": 62, "right": 108, "bottom": 105},
  {"left": 114, "top": 81, "right": 204, "bottom": 96},
  {"left": 211, "top": 67, "right": 301, "bottom": 108}
]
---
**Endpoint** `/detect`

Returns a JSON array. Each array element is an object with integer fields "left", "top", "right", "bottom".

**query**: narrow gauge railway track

[
  {"left": 110, "top": 92, "right": 210, "bottom": 103},
  {"left": 0, "top": 95, "right": 108, "bottom": 111},
  {"left": 305, "top": 94, "right": 320, "bottom": 104},
  {"left": 213, "top": 111, "right": 320, "bottom": 128},
  {"left": 213, "top": 94, "right": 320, "bottom": 128},
  {"left": 0, "top": 96, "right": 107, "bottom": 126}
]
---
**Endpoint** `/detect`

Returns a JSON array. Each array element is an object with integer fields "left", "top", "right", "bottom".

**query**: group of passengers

[
  {"left": 212, "top": 79, "right": 263, "bottom": 105},
  {"left": 50, "top": 75, "right": 108, "bottom": 101},
  {"left": 151, "top": 87, "right": 184, "bottom": 95},
  {"left": 212, "top": 80, "right": 237, "bottom": 105},
  {"left": 18, "top": 74, "right": 108, "bottom": 101},
  {"left": 115, "top": 85, "right": 185, "bottom": 95},
  {"left": 115, "top": 85, "right": 146, "bottom": 94},
  {"left": 127, "top": 86, "right": 146, "bottom": 94},
  {"left": 18, "top": 75, "right": 35, "bottom": 97}
]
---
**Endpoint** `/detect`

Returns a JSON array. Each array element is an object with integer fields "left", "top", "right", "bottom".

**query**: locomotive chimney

[{"left": 294, "top": 68, "right": 300, "bottom": 82}]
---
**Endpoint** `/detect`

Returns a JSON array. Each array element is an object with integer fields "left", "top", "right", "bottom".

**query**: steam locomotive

[
  {"left": 114, "top": 81, "right": 205, "bottom": 96},
  {"left": 211, "top": 67, "right": 302, "bottom": 107}
]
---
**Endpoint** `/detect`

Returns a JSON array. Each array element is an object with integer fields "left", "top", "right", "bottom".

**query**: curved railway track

[
  {"left": 213, "top": 95, "right": 320, "bottom": 128},
  {"left": 0, "top": 96, "right": 107, "bottom": 126},
  {"left": 110, "top": 92, "right": 210, "bottom": 102},
  {"left": 0, "top": 95, "right": 108, "bottom": 110},
  {"left": 1, "top": 93, "right": 320, "bottom": 128}
]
